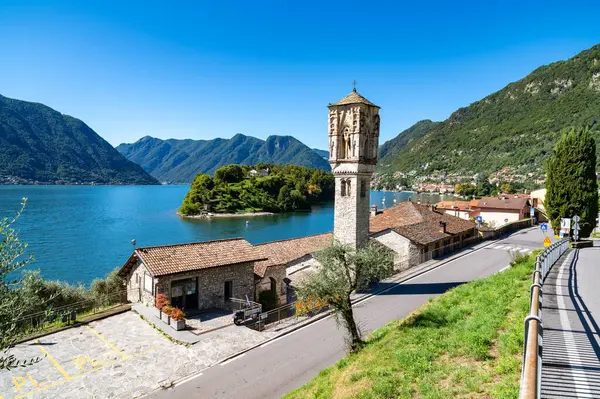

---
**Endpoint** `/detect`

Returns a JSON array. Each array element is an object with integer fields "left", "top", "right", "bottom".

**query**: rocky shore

[{"left": 178, "top": 211, "right": 275, "bottom": 219}]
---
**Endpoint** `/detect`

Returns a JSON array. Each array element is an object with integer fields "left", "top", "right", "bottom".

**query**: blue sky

[{"left": 1, "top": 1, "right": 599, "bottom": 149}]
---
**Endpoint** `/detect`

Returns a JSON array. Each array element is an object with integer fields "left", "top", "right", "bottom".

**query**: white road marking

[
  {"left": 176, "top": 372, "right": 203, "bottom": 385},
  {"left": 493, "top": 245, "right": 506, "bottom": 250},
  {"left": 220, "top": 353, "right": 246, "bottom": 366},
  {"left": 555, "top": 254, "right": 592, "bottom": 396},
  {"left": 498, "top": 265, "right": 511, "bottom": 273},
  {"left": 260, "top": 335, "right": 286, "bottom": 348}
]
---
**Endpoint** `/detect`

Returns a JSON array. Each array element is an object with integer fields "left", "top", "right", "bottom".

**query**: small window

[
  {"left": 360, "top": 180, "right": 367, "bottom": 198},
  {"left": 340, "top": 179, "right": 346, "bottom": 197},
  {"left": 224, "top": 281, "right": 233, "bottom": 301},
  {"left": 144, "top": 273, "right": 153, "bottom": 294}
]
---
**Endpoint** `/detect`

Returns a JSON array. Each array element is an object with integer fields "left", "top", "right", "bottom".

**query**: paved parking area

[{"left": 0, "top": 311, "right": 272, "bottom": 398}]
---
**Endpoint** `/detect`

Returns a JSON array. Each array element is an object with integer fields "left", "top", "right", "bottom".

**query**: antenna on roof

[{"left": 353, "top": 79, "right": 357, "bottom": 92}]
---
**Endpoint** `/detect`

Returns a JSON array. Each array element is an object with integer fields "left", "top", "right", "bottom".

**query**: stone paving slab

[{"left": 0, "top": 311, "right": 273, "bottom": 399}]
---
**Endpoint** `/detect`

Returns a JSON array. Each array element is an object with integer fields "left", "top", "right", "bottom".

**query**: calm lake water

[{"left": 0, "top": 186, "right": 453, "bottom": 285}]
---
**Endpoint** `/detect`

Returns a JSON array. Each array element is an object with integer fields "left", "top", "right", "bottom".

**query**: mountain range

[
  {"left": 378, "top": 44, "right": 600, "bottom": 178},
  {"left": 0, "top": 94, "right": 157, "bottom": 185},
  {"left": 117, "top": 135, "right": 331, "bottom": 183}
]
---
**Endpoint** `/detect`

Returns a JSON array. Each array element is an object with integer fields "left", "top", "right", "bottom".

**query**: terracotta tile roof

[
  {"left": 254, "top": 233, "right": 333, "bottom": 278},
  {"left": 370, "top": 202, "right": 475, "bottom": 245},
  {"left": 477, "top": 196, "right": 530, "bottom": 211},
  {"left": 131, "top": 238, "right": 267, "bottom": 277},
  {"left": 330, "top": 89, "right": 380, "bottom": 108},
  {"left": 469, "top": 199, "right": 480, "bottom": 209},
  {"left": 435, "top": 200, "right": 474, "bottom": 211}
]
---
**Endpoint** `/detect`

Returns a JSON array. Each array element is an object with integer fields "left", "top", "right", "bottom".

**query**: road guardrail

[{"left": 519, "top": 238, "right": 570, "bottom": 399}]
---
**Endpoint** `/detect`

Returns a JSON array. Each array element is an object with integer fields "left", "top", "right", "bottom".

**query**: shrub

[
  {"left": 170, "top": 307, "right": 185, "bottom": 321},
  {"left": 162, "top": 305, "right": 173, "bottom": 317},
  {"left": 155, "top": 294, "right": 169, "bottom": 310},
  {"left": 259, "top": 290, "right": 278, "bottom": 311}
]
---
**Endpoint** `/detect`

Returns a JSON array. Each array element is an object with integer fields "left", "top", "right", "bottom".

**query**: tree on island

[
  {"left": 179, "top": 163, "right": 334, "bottom": 215},
  {"left": 0, "top": 199, "right": 41, "bottom": 370},
  {"left": 296, "top": 242, "right": 393, "bottom": 352},
  {"left": 545, "top": 126, "right": 599, "bottom": 237}
]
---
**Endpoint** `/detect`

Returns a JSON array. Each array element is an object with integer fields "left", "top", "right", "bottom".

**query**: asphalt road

[{"left": 150, "top": 227, "right": 547, "bottom": 399}]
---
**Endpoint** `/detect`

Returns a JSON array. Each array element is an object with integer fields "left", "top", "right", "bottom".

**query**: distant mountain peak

[
  {"left": 0, "top": 94, "right": 158, "bottom": 185},
  {"left": 118, "top": 134, "right": 331, "bottom": 183}
]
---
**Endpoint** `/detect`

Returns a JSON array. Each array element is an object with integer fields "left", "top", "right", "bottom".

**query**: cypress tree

[{"left": 545, "top": 126, "right": 598, "bottom": 237}]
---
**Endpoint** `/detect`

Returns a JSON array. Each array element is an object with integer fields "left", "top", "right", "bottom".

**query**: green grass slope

[
  {"left": 284, "top": 252, "right": 538, "bottom": 399},
  {"left": 379, "top": 44, "right": 600, "bottom": 177}
]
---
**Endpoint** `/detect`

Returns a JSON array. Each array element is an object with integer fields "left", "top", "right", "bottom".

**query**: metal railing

[
  {"left": 7, "top": 289, "right": 133, "bottom": 335},
  {"left": 247, "top": 300, "right": 328, "bottom": 331},
  {"left": 519, "top": 238, "right": 570, "bottom": 399}
]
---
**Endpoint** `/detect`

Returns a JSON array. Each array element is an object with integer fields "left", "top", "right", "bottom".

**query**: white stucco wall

[
  {"left": 480, "top": 211, "right": 520, "bottom": 227},
  {"left": 443, "top": 210, "right": 472, "bottom": 220}
]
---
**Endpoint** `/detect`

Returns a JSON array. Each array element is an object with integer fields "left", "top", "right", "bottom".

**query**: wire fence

[{"left": 519, "top": 238, "right": 570, "bottom": 399}]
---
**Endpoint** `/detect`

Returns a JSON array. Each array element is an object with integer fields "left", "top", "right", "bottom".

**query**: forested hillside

[
  {"left": 378, "top": 44, "right": 600, "bottom": 178},
  {"left": 0, "top": 94, "right": 158, "bottom": 184},
  {"left": 118, "top": 134, "right": 331, "bottom": 183},
  {"left": 378, "top": 120, "right": 441, "bottom": 160}
]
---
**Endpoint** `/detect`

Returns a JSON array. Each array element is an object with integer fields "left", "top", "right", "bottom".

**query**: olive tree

[
  {"left": 296, "top": 241, "right": 393, "bottom": 352},
  {"left": 0, "top": 199, "right": 40, "bottom": 370}
]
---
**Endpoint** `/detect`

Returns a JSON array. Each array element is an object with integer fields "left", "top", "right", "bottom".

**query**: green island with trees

[{"left": 179, "top": 163, "right": 334, "bottom": 216}]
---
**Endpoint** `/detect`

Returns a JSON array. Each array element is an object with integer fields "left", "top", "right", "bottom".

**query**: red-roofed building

[
  {"left": 370, "top": 202, "right": 477, "bottom": 270},
  {"left": 435, "top": 200, "right": 479, "bottom": 220},
  {"left": 477, "top": 195, "right": 532, "bottom": 227}
]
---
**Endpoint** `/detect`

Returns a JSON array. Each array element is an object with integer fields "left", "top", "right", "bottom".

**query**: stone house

[
  {"left": 118, "top": 238, "right": 266, "bottom": 312},
  {"left": 476, "top": 196, "right": 531, "bottom": 227},
  {"left": 370, "top": 202, "right": 477, "bottom": 270},
  {"left": 253, "top": 233, "right": 333, "bottom": 306}
]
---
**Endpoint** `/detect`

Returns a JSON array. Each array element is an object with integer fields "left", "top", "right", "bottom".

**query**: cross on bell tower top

[{"left": 353, "top": 80, "right": 357, "bottom": 92}]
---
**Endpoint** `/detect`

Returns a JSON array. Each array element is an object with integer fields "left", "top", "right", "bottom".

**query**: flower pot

[
  {"left": 169, "top": 319, "right": 185, "bottom": 331},
  {"left": 162, "top": 315, "right": 170, "bottom": 325},
  {"left": 153, "top": 307, "right": 161, "bottom": 319}
]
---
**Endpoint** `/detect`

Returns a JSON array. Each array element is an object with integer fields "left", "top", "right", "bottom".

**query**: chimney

[
  {"left": 439, "top": 221, "right": 447, "bottom": 234},
  {"left": 371, "top": 205, "right": 377, "bottom": 216}
]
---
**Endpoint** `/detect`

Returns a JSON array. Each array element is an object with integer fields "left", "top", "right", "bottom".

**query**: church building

[{"left": 118, "top": 88, "right": 476, "bottom": 313}]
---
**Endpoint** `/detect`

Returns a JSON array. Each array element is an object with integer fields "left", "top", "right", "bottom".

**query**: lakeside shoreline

[{"left": 178, "top": 211, "right": 275, "bottom": 219}]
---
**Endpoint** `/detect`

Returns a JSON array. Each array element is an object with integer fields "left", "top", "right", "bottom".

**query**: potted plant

[
  {"left": 155, "top": 294, "right": 169, "bottom": 320},
  {"left": 169, "top": 307, "right": 186, "bottom": 331},
  {"left": 162, "top": 305, "right": 173, "bottom": 325}
]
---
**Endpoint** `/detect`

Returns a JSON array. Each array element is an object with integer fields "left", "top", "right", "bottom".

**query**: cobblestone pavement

[{"left": 0, "top": 311, "right": 274, "bottom": 398}]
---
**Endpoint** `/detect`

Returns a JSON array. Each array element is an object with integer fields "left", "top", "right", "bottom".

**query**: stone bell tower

[{"left": 328, "top": 86, "right": 380, "bottom": 248}]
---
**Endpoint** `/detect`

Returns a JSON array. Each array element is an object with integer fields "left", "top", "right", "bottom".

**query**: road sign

[
  {"left": 540, "top": 223, "right": 547, "bottom": 231},
  {"left": 573, "top": 223, "right": 580, "bottom": 231},
  {"left": 475, "top": 216, "right": 483, "bottom": 223},
  {"left": 560, "top": 218, "right": 571, "bottom": 235},
  {"left": 544, "top": 236, "right": 551, "bottom": 247},
  {"left": 530, "top": 207, "right": 535, "bottom": 216},
  {"left": 573, "top": 215, "right": 581, "bottom": 223},
  {"left": 560, "top": 231, "right": 564, "bottom": 238}
]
